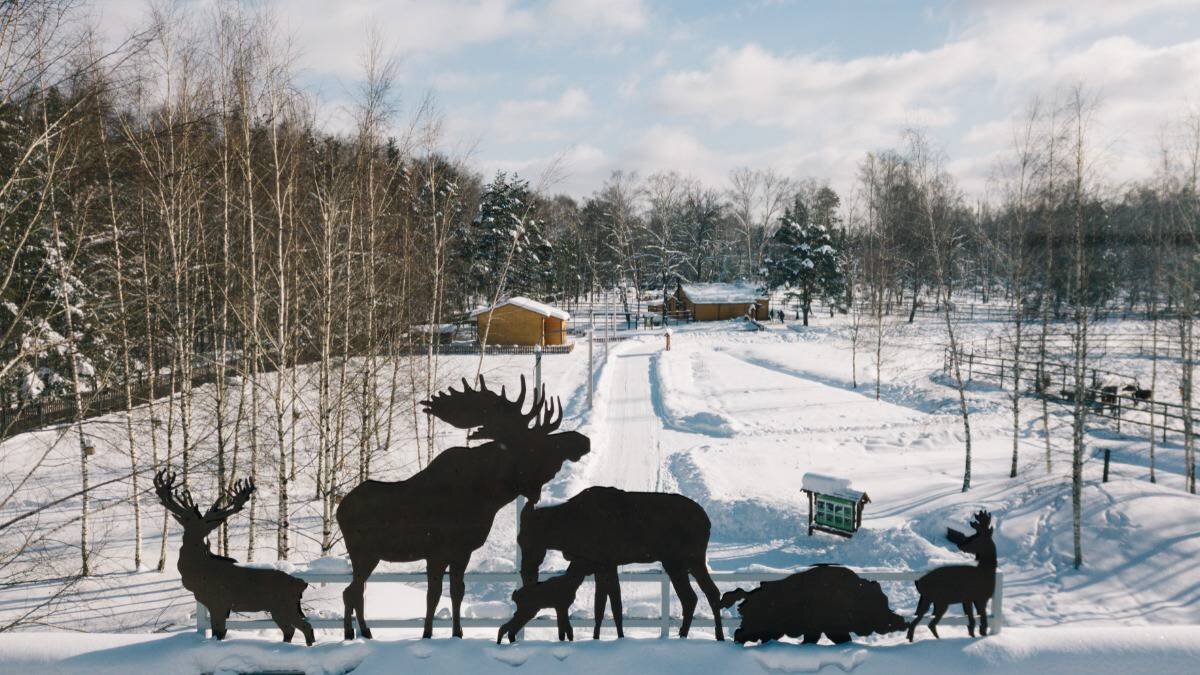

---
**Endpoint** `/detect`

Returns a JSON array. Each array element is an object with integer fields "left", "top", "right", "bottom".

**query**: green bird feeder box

[{"left": 802, "top": 473, "right": 869, "bottom": 538}]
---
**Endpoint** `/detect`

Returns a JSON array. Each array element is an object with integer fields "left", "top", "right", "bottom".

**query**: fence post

[
  {"left": 660, "top": 575, "right": 671, "bottom": 639},
  {"left": 967, "top": 353, "right": 974, "bottom": 382},
  {"left": 992, "top": 571, "right": 1004, "bottom": 635},
  {"left": 1115, "top": 397, "right": 1121, "bottom": 433},
  {"left": 196, "top": 601, "right": 209, "bottom": 636},
  {"left": 1162, "top": 402, "right": 1168, "bottom": 444},
  {"left": 1103, "top": 448, "right": 1111, "bottom": 483}
]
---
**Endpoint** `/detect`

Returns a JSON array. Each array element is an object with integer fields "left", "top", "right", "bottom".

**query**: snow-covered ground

[
  {"left": 2, "top": 314, "right": 1198, "bottom": 672},
  {"left": 5, "top": 627, "right": 1200, "bottom": 675}
]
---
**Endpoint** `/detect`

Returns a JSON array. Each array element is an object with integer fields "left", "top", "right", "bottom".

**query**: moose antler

[
  {"left": 531, "top": 389, "right": 562, "bottom": 435},
  {"left": 420, "top": 374, "right": 561, "bottom": 441},
  {"left": 203, "top": 478, "right": 256, "bottom": 523},
  {"left": 971, "top": 510, "right": 992, "bottom": 531},
  {"left": 154, "top": 469, "right": 201, "bottom": 523}
]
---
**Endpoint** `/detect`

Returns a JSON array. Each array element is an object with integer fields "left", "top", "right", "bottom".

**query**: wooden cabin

[
  {"left": 671, "top": 282, "right": 769, "bottom": 321},
  {"left": 471, "top": 297, "right": 570, "bottom": 346}
]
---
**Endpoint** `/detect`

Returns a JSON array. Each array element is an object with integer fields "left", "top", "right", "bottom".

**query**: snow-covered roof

[
  {"left": 679, "top": 282, "right": 765, "bottom": 304},
  {"left": 801, "top": 473, "right": 867, "bottom": 501},
  {"left": 470, "top": 296, "right": 570, "bottom": 320}
]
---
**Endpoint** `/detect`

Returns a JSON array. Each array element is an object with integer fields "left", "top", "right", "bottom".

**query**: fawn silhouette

[
  {"left": 497, "top": 561, "right": 591, "bottom": 643},
  {"left": 337, "top": 375, "right": 590, "bottom": 639},
  {"left": 154, "top": 470, "right": 314, "bottom": 645},
  {"left": 519, "top": 486, "right": 724, "bottom": 641},
  {"left": 907, "top": 510, "right": 997, "bottom": 641}
]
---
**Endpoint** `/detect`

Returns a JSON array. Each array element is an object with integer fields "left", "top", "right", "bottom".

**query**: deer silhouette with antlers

[
  {"left": 336, "top": 375, "right": 590, "bottom": 640},
  {"left": 154, "top": 470, "right": 314, "bottom": 645},
  {"left": 907, "top": 510, "right": 997, "bottom": 641}
]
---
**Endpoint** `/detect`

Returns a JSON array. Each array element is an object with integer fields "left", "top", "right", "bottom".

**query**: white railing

[{"left": 197, "top": 569, "right": 1003, "bottom": 638}]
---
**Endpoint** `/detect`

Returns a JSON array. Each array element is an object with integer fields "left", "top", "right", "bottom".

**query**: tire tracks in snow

[{"left": 580, "top": 339, "right": 664, "bottom": 492}]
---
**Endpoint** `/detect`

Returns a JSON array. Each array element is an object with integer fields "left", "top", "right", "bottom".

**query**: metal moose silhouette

[
  {"left": 337, "top": 375, "right": 590, "bottom": 639},
  {"left": 720, "top": 564, "right": 907, "bottom": 645},
  {"left": 907, "top": 510, "right": 997, "bottom": 641},
  {"left": 154, "top": 470, "right": 314, "bottom": 645},
  {"left": 519, "top": 486, "right": 725, "bottom": 641}
]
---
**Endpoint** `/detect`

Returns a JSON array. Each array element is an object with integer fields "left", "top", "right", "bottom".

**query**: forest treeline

[{"left": 1, "top": 0, "right": 1198, "bottom": 588}]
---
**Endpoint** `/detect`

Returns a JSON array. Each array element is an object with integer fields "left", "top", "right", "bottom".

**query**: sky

[{"left": 94, "top": 0, "right": 1200, "bottom": 202}]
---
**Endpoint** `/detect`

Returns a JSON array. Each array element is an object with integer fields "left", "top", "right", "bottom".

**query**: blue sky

[{"left": 98, "top": 0, "right": 1200, "bottom": 200}]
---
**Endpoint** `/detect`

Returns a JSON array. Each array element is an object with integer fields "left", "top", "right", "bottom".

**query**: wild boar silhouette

[{"left": 720, "top": 564, "right": 907, "bottom": 645}]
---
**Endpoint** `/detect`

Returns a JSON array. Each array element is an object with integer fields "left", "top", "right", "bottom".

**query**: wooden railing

[{"left": 199, "top": 568, "right": 1003, "bottom": 638}]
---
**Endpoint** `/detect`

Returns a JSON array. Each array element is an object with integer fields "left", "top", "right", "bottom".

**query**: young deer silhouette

[
  {"left": 154, "top": 470, "right": 314, "bottom": 645},
  {"left": 519, "top": 486, "right": 725, "bottom": 641},
  {"left": 497, "top": 561, "right": 591, "bottom": 643},
  {"left": 907, "top": 510, "right": 997, "bottom": 641},
  {"left": 336, "top": 375, "right": 589, "bottom": 640}
]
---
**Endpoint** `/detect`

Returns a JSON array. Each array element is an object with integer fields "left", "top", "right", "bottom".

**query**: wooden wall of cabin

[{"left": 475, "top": 305, "right": 545, "bottom": 345}]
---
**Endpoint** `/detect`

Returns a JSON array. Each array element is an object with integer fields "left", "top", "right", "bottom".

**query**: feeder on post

[{"left": 801, "top": 473, "right": 870, "bottom": 538}]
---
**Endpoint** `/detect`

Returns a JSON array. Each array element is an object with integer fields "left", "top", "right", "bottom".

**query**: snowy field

[{"left": 2, "top": 315, "right": 1198, "bottom": 673}]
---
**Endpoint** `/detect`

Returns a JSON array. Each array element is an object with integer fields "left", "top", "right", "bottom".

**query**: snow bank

[
  {"left": 649, "top": 351, "right": 738, "bottom": 437},
  {"left": 5, "top": 628, "right": 1200, "bottom": 674},
  {"left": 668, "top": 453, "right": 800, "bottom": 543}
]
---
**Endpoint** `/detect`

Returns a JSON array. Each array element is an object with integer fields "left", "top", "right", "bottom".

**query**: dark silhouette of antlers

[
  {"left": 153, "top": 469, "right": 256, "bottom": 525},
  {"left": 970, "top": 510, "right": 992, "bottom": 532},
  {"left": 420, "top": 374, "right": 562, "bottom": 441},
  {"left": 203, "top": 478, "right": 256, "bottom": 523},
  {"left": 155, "top": 470, "right": 200, "bottom": 522}
]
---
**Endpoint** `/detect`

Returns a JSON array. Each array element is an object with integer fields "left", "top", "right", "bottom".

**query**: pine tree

[
  {"left": 467, "top": 172, "right": 554, "bottom": 300},
  {"left": 764, "top": 194, "right": 846, "bottom": 325}
]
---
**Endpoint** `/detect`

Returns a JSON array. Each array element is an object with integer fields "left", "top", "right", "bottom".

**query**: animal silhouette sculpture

[
  {"left": 907, "top": 510, "right": 997, "bottom": 641},
  {"left": 720, "top": 564, "right": 907, "bottom": 645},
  {"left": 337, "top": 375, "right": 590, "bottom": 639},
  {"left": 154, "top": 470, "right": 314, "bottom": 645},
  {"left": 1099, "top": 384, "right": 1120, "bottom": 412},
  {"left": 1122, "top": 383, "right": 1153, "bottom": 404},
  {"left": 497, "top": 561, "right": 591, "bottom": 643},
  {"left": 519, "top": 486, "right": 725, "bottom": 641}
]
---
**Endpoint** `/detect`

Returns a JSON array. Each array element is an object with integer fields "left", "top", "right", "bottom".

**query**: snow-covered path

[{"left": 584, "top": 340, "right": 663, "bottom": 492}]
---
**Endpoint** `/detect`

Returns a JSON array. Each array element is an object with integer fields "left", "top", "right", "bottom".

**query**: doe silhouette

[
  {"left": 154, "top": 470, "right": 314, "bottom": 645},
  {"left": 337, "top": 375, "right": 589, "bottom": 639},
  {"left": 519, "top": 486, "right": 724, "bottom": 641},
  {"left": 907, "top": 510, "right": 997, "bottom": 641}
]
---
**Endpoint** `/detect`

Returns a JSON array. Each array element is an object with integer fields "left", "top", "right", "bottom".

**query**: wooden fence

[
  {"left": 947, "top": 346, "right": 1199, "bottom": 439},
  {"left": 201, "top": 568, "right": 1004, "bottom": 638},
  {"left": 806, "top": 300, "right": 1184, "bottom": 324}
]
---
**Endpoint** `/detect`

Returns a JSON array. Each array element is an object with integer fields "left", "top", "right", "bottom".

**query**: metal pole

[
  {"left": 1103, "top": 448, "right": 1111, "bottom": 482},
  {"left": 534, "top": 343, "right": 543, "bottom": 392},
  {"left": 587, "top": 315, "right": 594, "bottom": 410},
  {"left": 605, "top": 305, "right": 610, "bottom": 361}
]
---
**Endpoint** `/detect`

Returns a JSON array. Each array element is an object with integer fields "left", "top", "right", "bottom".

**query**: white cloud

[
  {"left": 546, "top": 0, "right": 648, "bottom": 34},
  {"left": 482, "top": 144, "right": 609, "bottom": 196},
  {"left": 650, "top": 1, "right": 1200, "bottom": 199}
]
